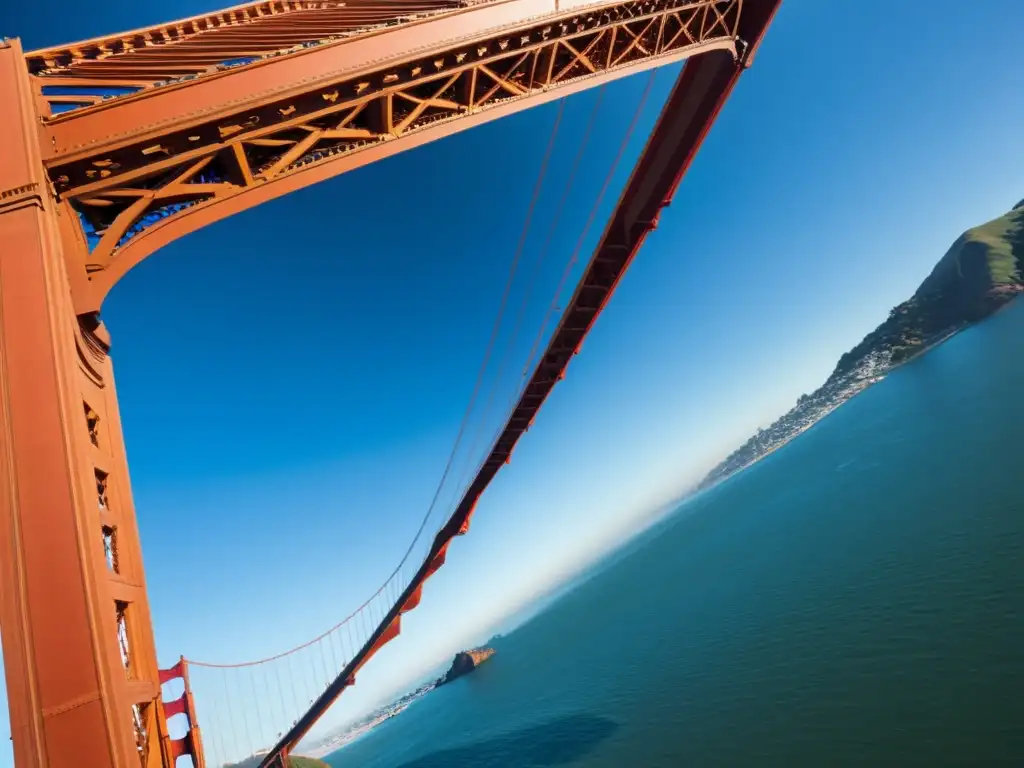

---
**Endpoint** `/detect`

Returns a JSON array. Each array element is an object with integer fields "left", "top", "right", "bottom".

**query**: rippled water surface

[{"left": 329, "top": 303, "right": 1024, "bottom": 767}]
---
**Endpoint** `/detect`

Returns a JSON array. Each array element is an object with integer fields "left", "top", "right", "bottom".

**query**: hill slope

[
  {"left": 834, "top": 199, "right": 1024, "bottom": 374},
  {"left": 696, "top": 199, "right": 1024, "bottom": 491}
]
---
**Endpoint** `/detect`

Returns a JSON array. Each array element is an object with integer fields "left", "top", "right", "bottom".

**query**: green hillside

[
  {"left": 919, "top": 199, "right": 1024, "bottom": 291},
  {"left": 696, "top": 197, "right": 1024, "bottom": 492},
  {"left": 831, "top": 200, "right": 1024, "bottom": 378}
]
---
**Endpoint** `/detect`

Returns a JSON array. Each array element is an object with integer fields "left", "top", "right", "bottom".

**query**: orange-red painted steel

[
  {"left": 156, "top": 660, "right": 205, "bottom": 767},
  {"left": 45, "top": 0, "right": 745, "bottom": 315},
  {"left": 0, "top": 0, "right": 782, "bottom": 765},
  {"left": 257, "top": 3, "right": 782, "bottom": 765},
  {"left": 0, "top": 39, "right": 172, "bottom": 768}
]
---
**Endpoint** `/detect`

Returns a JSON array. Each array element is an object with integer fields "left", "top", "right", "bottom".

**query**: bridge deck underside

[
  {"left": 38, "top": 0, "right": 744, "bottom": 314},
  {"left": 28, "top": 0, "right": 462, "bottom": 84},
  {"left": 255, "top": 0, "right": 782, "bottom": 762},
  {"left": 5, "top": 1, "right": 781, "bottom": 765}
]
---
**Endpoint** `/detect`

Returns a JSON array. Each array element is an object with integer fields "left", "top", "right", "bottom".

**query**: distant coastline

[
  {"left": 302, "top": 647, "right": 496, "bottom": 759},
  {"left": 287, "top": 200, "right": 1024, "bottom": 767},
  {"left": 694, "top": 198, "right": 1024, "bottom": 493},
  {"left": 701, "top": 325, "right": 966, "bottom": 495}
]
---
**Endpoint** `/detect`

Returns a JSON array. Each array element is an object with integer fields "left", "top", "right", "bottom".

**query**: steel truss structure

[
  {"left": 38, "top": 0, "right": 744, "bottom": 311},
  {"left": 0, "top": 0, "right": 781, "bottom": 766}
]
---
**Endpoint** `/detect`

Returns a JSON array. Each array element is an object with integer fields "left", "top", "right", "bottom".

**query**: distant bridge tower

[{"left": 0, "top": 0, "right": 780, "bottom": 765}]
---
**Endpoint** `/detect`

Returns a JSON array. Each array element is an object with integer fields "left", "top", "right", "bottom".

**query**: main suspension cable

[
  {"left": 187, "top": 98, "right": 567, "bottom": 669},
  {"left": 452, "top": 85, "right": 608, "bottom": 504},
  {"left": 410, "top": 96, "right": 568, "bottom": 556},
  {"left": 189, "top": 72, "right": 656, "bottom": 669},
  {"left": 186, "top": 70, "right": 659, "bottom": 768},
  {"left": 521, "top": 70, "right": 658, "bottom": 387},
  {"left": 462, "top": 70, "right": 659, "bottom": 491}
]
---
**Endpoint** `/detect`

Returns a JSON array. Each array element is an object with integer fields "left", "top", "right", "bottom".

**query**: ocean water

[{"left": 327, "top": 302, "right": 1024, "bottom": 767}]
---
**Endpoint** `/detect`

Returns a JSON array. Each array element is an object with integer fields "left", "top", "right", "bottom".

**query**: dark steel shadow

[{"left": 394, "top": 713, "right": 618, "bottom": 767}]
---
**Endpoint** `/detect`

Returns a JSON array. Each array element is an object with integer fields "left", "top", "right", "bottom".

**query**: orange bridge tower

[{"left": 0, "top": 0, "right": 781, "bottom": 765}]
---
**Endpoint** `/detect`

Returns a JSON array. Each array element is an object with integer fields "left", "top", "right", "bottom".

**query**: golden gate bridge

[{"left": 0, "top": 1, "right": 781, "bottom": 766}]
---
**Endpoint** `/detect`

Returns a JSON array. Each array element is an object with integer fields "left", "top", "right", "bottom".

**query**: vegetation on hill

[
  {"left": 696, "top": 198, "right": 1024, "bottom": 491},
  {"left": 832, "top": 199, "right": 1024, "bottom": 376}
]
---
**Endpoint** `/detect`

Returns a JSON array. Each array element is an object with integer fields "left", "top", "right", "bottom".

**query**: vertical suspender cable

[
  {"left": 454, "top": 87, "right": 606, "bottom": 502},
  {"left": 184, "top": 68, "right": 661, "bottom": 762}
]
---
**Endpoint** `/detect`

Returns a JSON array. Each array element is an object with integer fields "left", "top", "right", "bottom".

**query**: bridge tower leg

[{"left": 0, "top": 39, "right": 167, "bottom": 768}]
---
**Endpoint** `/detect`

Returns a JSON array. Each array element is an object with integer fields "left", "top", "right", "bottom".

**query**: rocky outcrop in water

[
  {"left": 437, "top": 647, "right": 496, "bottom": 686},
  {"left": 302, "top": 648, "right": 498, "bottom": 757}
]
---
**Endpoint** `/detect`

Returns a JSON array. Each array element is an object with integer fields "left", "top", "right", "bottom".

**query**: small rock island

[
  {"left": 298, "top": 647, "right": 498, "bottom": 757},
  {"left": 436, "top": 647, "right": 496, "bottom": 687}
]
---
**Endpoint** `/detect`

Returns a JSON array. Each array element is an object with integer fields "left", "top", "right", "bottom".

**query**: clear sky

[{"left": 0, "top": 0, "right": 1022, "bottom": 763}]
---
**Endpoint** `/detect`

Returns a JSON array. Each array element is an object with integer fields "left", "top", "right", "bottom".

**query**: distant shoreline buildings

[
  {"left": 695, "top": 198, "right": 1024, "bottom": 493},
  {"left": 302, "top": 647, "right": 496, "bottom": 759}
]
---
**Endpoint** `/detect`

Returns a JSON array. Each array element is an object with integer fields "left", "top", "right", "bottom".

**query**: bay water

[{"left": 328, "top": 301, "right": 1024, "bottom": 767}]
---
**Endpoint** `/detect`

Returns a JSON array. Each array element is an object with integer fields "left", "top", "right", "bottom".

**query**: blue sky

[{"left": 1, "top": 0, "right": 1023, "bottom": 763}]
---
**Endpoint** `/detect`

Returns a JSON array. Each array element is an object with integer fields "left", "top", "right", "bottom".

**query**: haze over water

[{"left": 327, "top": 301, "right": 1024, "bottom": 767}]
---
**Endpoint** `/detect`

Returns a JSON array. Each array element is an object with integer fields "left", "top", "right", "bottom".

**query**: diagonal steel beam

[{"left": 256, "top": 2, "right": 782, "bottom": 765}]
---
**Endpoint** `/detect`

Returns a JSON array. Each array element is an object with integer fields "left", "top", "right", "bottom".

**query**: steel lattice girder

[
  {"left": 39, "top": 0, "right": 745, "bottom": 311},
  {"left": 256, "top": 0, "right": 782, "bottom": 765}
]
